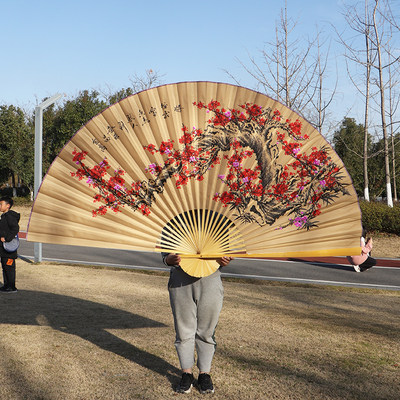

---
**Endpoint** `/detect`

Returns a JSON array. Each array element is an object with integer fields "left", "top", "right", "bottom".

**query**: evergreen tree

[
  {"left": 333, "top": 117, "right": 371, "bottom": 197},
  {"left": 42, "top": 90, "right": 107, "bottom": 172},
  {"left": 0, "top": 104, "right": 33, "bottom": 194}
]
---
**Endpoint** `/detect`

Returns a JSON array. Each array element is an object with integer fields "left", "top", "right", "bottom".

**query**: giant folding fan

[{"left": 27, "top": 81, "right": 362, "bottom": 277}]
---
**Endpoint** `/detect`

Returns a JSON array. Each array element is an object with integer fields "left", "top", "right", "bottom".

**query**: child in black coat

[{"left": 0, "top": 197, "right": 20, "bottom": 292}]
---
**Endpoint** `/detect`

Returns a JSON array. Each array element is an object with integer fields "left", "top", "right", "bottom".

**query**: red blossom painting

[{"left": 71, "top": 101, "right": 349, "bottom": 230}]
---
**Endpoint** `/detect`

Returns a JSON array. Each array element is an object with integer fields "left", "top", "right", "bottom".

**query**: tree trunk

[
  {"left": 373, "top": 1, "right": 393, "bottom": 207},
  {"left": 363, "top": 0, "right": 371, "bottom": 202},
  {"left": 391, "top": 132, "right": 397, "bottom": 202},
  {"left": 283, "top": 0, "right": 290, "bottom": 108}
]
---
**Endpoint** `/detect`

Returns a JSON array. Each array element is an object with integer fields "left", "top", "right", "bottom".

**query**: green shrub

[
  {"left": 360, "top": 201, "right": 400, "bottom": 234},
  {"left": 0, "top": 186, "right": 30, "bottom": 198}
]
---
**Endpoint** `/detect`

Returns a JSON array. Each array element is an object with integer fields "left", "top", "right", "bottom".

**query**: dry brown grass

[
  {"left": 0, "top": 260, "right": 399, "bottom": 400},
  {"left": 371, "top": 233, "right": 400, "bottom": 258}
]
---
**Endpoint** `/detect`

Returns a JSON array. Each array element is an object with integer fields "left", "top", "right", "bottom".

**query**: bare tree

[
  {"left": 98, "top": 69, "right": 164, "bottom": 104},
  {"left": 378, "top": 0, "right": 400, "bottom": 203},
  {"left": 363, "top": 0, "right": 373, "bottom": 202},
  {"left": 387, "top": 53, "right": 400, "bottom": 202},
  {"left": 336, "top": 0, "right": 378, "bottom": 202},
  {"left": 129, "top": 69, "right": 164, "bottom": 93},
  {"left": 307, "top": 30, "right": 337, "bottom": 137},
  {"left": 226, "top": 0, "right": 320, "bottom": 120},
  {"left": 371, "top": 0, "right": 399, "bottom": 207},
  {"left": 337, "top": 0, "right": 400, "bottom": 205}
]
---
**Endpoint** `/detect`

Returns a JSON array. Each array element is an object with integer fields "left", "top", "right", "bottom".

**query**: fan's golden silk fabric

[{"left": 27, "top": 82, "right": 362, "bottom": 277}]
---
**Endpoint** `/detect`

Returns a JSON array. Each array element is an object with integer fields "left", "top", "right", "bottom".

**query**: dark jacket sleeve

[
  {"left": 3, "top": 213, "right": 20, "bottom": 242},
  {"left": 161, "top": 252, "right": 170, "bottom": 266}
]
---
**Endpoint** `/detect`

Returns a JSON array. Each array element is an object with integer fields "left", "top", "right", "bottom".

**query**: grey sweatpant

[{"left": 168, "top": 267, "right": 224, "bottom": 372}]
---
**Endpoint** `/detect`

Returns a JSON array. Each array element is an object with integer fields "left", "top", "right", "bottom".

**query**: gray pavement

[{"left": 18, "top": 239, "right": 400, "bottom": 291}]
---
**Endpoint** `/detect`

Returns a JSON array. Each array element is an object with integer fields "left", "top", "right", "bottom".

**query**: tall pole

[{"left": 34, "top": 94, "right": 62, "bottom": 262}]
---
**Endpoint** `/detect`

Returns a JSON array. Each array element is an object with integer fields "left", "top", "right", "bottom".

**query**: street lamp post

[{"left": 34, "top": 94, "right": 62, "bottom": 262}]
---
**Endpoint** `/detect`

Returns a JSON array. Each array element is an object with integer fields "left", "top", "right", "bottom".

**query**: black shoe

[
  {"left": 0, "top": 286, "right": 18, "bottom": 293},
  {"left": 197, "top": 373, "right": 214, "bottom": 394},
  {"left": 176, "top": 373, "right": 195, "bottom": 394}
]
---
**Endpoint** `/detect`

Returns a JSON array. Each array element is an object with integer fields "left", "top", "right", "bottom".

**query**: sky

[{"left": 0, "top": 0, "right": 397, "bottom": 128}]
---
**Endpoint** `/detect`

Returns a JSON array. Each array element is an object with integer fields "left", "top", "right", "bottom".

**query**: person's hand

[
  {"left": 0, "top": 237, "right": 5, "bottom": 242},
  {"left": 165, "top": 253, "right": 181, "bottom": 266},
  {"left": 216, "top": 256, "right": 234, "bottom": 267}
]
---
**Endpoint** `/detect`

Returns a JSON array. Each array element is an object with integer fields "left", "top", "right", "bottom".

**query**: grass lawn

[{"left": 0, "top": 260, "right": 399, "bottom": 400}]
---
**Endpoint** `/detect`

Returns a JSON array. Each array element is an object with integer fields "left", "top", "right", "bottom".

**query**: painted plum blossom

[{"left": 71, "top": 100, "right": 349, "bottom": 230}]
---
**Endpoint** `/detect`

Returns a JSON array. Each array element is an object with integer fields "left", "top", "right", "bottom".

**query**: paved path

[
  {"left": 18, "top": 233, "right": 400, "bottom": 291},
  {"left": 19, "top": 231, "right": 399, "bottom": 268},
  {"left": 265, "top": 256, "right": 399, "bottom": 268}
]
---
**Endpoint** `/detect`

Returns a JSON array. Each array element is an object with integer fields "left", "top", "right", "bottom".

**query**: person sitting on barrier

[{"left": 347, "top": 228, "right": 376, "bottom": 272}]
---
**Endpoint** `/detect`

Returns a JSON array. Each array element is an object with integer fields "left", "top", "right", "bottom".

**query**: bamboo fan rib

[
  {"left": 157, "top": 209, "right": 246, "bottom": 275},
  {"left": 27, "top": 81, "right": 362, "bottom": 277}
]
